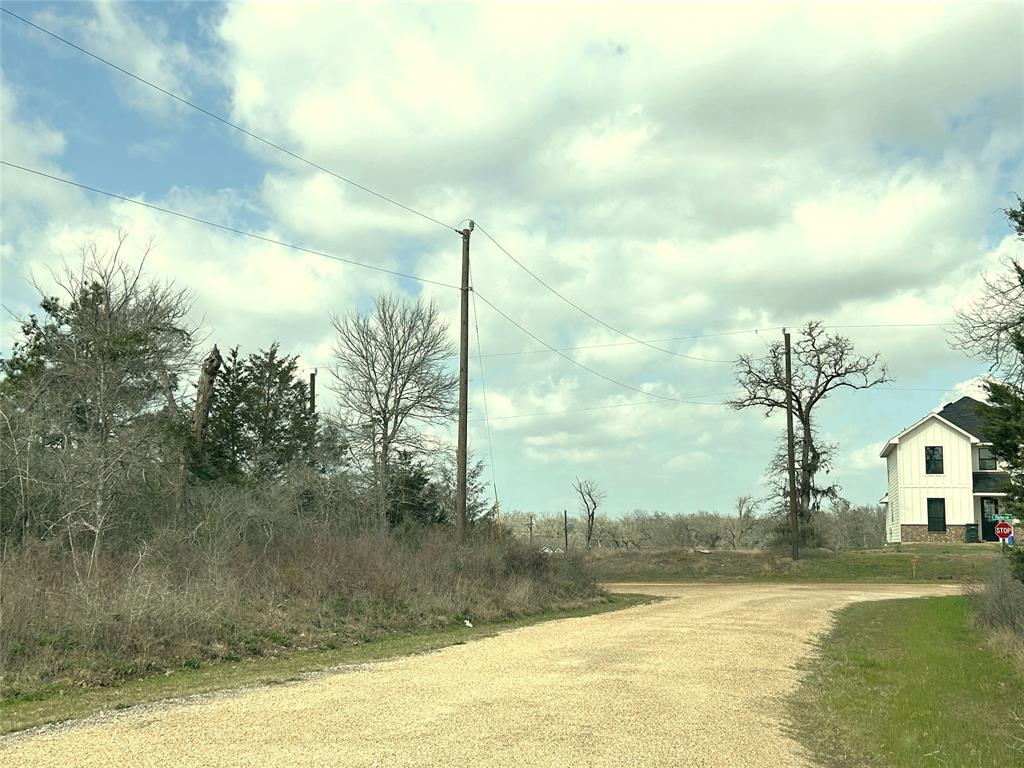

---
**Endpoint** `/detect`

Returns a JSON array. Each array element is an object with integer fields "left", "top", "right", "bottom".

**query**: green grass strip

[
  {"left": 1, "top": 593, "right": 654, "bottom": 735},
  {"left": 789, "top": 595, "right": 1024, "bottom": 768}
]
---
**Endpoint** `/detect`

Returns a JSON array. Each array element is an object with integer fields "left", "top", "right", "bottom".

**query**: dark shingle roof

[
  {"left": 974, "top": 472, "right": 1010, "bottom": 493},
  {"left": 937, "top": 396, "right": 990, "bottom": 441}
]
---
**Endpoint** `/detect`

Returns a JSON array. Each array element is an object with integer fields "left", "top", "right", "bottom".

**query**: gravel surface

[{"left": 1, "top": 583, "right": 959, "bottom": 767}]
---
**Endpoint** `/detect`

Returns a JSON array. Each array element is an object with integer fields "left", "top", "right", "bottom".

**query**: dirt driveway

[{"left": 1, "top": 583, "right": 959, "bottom": 767}]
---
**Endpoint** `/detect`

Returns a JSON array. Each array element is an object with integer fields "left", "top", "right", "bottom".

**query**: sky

[{"left": 1, "top": 1, "right": 1022, "bottom": 518}]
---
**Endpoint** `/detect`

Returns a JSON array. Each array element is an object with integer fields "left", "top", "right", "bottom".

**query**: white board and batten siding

[
  {"left": 886, "top": 453, "right": 901, "bottom": 543},
  {"left": 895, "top": 418, "right": 974, "bottom": 526}
]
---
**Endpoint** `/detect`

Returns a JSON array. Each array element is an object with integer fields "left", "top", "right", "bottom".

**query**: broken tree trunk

[{"left": 191, "top": 345, "right": 223, "bottom": 455}]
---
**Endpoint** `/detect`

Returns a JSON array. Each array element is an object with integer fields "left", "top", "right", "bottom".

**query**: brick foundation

[{"left": 900, "top": 524, "right": 968, "bottom": 543}]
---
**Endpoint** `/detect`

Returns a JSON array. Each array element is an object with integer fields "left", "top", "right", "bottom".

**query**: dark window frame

[
  {"left": 978, "top": 446, "right": 997, "bottom": 471},
  {"left": 927, "top": 498, "right": 946, "bottom": 532},
  {"left": 925, "top": 446, "right": 944, "bottom": 475}
]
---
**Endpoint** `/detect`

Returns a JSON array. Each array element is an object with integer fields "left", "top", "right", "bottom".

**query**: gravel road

[{"left": 1, "top": 582, "right": 959, "bottom": 767}]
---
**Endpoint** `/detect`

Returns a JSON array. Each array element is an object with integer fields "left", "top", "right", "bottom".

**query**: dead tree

[
  {"left": 573, "top": 477, "right": 605, "bottom": 551},
  {"left": 729, "top": 322, "right": 889, "bottom": 547},
  {"left": 191, "top": 345, "right": 223, "bottom": 455},
  {"left": 723, "top": 495, "right": 759, "bottom": 549}
]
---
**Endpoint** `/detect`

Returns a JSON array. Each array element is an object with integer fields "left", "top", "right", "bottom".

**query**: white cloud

[
  {"left": 951, "top": 376, "right": 991, "bottom": 404},
  {"left": 2, "top": 1, "right": 1021, "bottom": 514},
  {"left": 845, "top": 443, "right": 887, "bottom": 472},
  {"left": 31, "top": 1, "right": 206, "bottom": 117}
]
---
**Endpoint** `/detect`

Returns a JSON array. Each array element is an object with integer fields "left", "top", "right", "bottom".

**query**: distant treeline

[{"left": 503, "top": 501, "right": 887, "bottom": 552}]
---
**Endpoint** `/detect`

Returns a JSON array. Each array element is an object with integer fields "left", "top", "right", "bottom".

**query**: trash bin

[{"left": 964, "top": 524, "right": 980, "bottom": 544}]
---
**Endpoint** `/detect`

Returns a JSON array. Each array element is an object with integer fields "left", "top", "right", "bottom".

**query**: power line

[
  {"left": 0, "top": 161, "right": 460, "bottom": 290},
  {"left": 828, "top": 323, "right": 954, "bottom": 329},
  {"left": 455, "top": 322, "right": 952, "bottom": 362},
  {"left": 0, "top": 7, "right": 460, "bottom": 235},
  {"left": 470, "top": 334, "right": 763, "bottom": 360},
  {"left": 3, "top": 10, "right": 960, "bottom": 347},
  {"left": 472, "top": 289, "right": 728, "bottom": 406},
  {"left": 475, "top": 223, "right": 734, "bottom": 363},
  {"left": 468, "top": 262, "right": 499, "bottom": 508},
  {"left": 466, "top": 224, "right": 957, "bottom": 364},
  {"left": 470, "top": 393, "right": 733, "bottom": 424},
  {"left": 468, "top": 384, "right": 968, "bottom": 424}
]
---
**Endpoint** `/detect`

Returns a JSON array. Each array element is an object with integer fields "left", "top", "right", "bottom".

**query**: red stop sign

[{"left": 995, "top": 521, "right": 1013, "bottom": 539}]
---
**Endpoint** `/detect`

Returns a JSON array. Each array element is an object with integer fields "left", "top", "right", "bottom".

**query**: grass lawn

[
  {"left": 790, "top": 595, "right": 1024, "bottom": 768},
  {"left": 588, "top": 543, "right": 1000, "bottom": 583},
  {"left": 0, "top": 593, "right": 654, "bottom": 735}
]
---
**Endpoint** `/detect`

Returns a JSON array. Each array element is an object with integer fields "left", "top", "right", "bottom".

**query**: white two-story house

[{"left": 880, "top": 396, "right": 1014, "bottom": 543}]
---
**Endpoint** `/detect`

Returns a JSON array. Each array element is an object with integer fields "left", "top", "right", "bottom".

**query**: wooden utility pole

[
  {"left": 563, "top": 509, "right": 569, "bottom": 552},
  {"left": 783, "top": 329, "right": 800, "bottom": 561},
  {"left": 528, "top": 514, "right": 534, "bottom": 545},
  {"left": 308, "top": 369, "right": 317, "bottom": 453},
  {"left": 456, "top": 221, "right": 474, "bottom": 541}
]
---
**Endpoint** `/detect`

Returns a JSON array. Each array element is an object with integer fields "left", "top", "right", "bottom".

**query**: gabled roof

[
  {"left": 879, "top": 396, "right": 990, "bottom": 458},
  {"left": 937, "top": 396, "right": 989, "bottom": 441}
]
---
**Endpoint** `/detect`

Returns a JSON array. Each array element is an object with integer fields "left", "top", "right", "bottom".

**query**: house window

[
  {"left": 925, "top": 446, "right": 944, "bottom": 475},
  {"left": 927, "top": 498, "right": 946, "bottom": 532},
  {"left": 979, "top": 447, "right": 997, "bottom": 471}
]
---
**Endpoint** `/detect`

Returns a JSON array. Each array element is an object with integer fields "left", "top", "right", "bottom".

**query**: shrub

[
  {"left": 0, "top": 524, "right": 600, "bottom": 700},
  {"left": 969, "top": 557, "right": 1024, "bottom": 638},
  {"left": 1007, "top": 546, "right": 1024, "bottom": 584}
]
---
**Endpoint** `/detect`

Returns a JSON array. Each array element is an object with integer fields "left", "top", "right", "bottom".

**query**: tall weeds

[
  {"left": 968, "top": 554, "right": 1024, "bottom": 639},
  {"left": 1, "top": 519, "right": 597, "bottom": 699}
]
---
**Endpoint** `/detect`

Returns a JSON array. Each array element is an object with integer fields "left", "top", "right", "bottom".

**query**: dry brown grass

[
  {"left": 0, "top": 526, "right": 598, "bottom": 701},
  {"left": 967, "top": 555, "right": 1024, "bottom": 639}
]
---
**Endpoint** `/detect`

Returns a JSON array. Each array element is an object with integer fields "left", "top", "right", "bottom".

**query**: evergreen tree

[
  {"left": 203, "top": 344, "right": 317, "bottom": 481},
  {"left": 982, "top": 374, "right": 1024, "bottom": 517}
]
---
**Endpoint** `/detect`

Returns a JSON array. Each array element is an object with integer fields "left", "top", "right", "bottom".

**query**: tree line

[
  {"left": 0, "top": 234, "right": 492, "bottom": 577},
  {"left": 503, "top": 500, "right": 887, "bottom": 553}
]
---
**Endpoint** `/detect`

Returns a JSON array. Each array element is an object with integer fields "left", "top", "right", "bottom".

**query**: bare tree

[
  {"left": 573, "top": 477, "right": 605, "bottom": 551},
  {"left": 723, "top": 495, "right": 759, "bottom": 549},
  {"left": 329, "top": 294, "right": 458, "bottom": 521},
  {"left": 729, "top": 322, "right": 889, "bottom": 550},
  {"left": 951, "top": 197, "right": 1024, "bottom": 383}
]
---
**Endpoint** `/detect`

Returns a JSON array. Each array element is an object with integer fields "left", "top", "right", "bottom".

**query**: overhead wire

[
  {"left": 459, "top": 322, "right": 952, "bottom": 361},
  {"left": 472, "top": 289, "right": 728, "bottom": 406},
  {"left": 0, "top": 7, "right": 461, "bottom": 235},
  {"left": 470, "top": 392, "right": 737, "bottom": 424},
  {"left": 2, "top": 8, "right": 967, "bottom": 434},
  {"left": 468, "top": 261, "right": 500, "bottom": 511},
  {"left": 467, "top": 384, "right": 970, "bottom": 424},
  {"left": 0, "top": 162, "right": 460, "bottom": 290},
  {"left": 474, "top": 223, "right": 735, "bottom": 363},
  {"left": 467, "top": 224, "right": 956, "bottom": 363}
]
